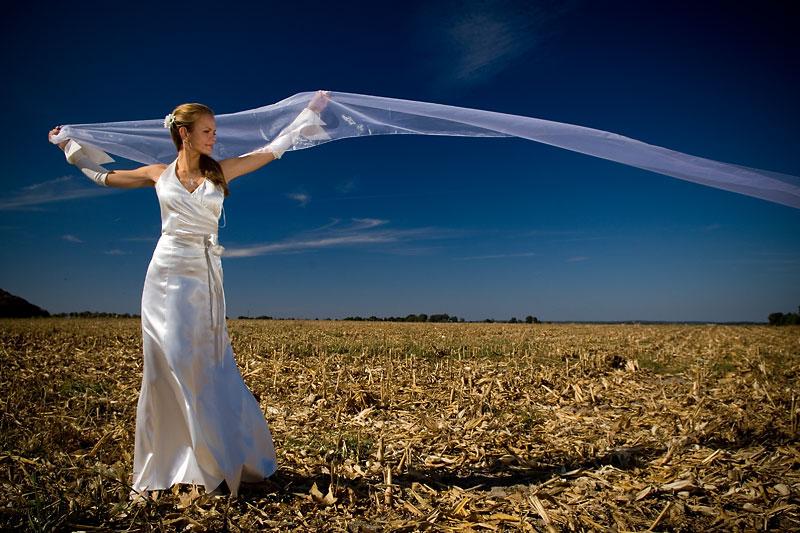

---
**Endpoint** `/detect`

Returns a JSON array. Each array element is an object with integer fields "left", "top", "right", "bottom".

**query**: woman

[{"left": 48, "top": 91, "right": 330, "bottom": 499}]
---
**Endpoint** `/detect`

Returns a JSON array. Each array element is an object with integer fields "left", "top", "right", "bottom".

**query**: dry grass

[{"left": 1, "top": 318, "right": 798, "bottom": 531}]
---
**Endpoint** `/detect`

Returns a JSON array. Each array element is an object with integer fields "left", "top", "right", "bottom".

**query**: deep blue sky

[{"left": 1, "top": 0, "right": 798, "bottom": 321}]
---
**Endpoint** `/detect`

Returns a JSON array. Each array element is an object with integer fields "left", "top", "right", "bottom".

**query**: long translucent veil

[{"left": 49, "top": 90, "right": 800, "bottom": 209}]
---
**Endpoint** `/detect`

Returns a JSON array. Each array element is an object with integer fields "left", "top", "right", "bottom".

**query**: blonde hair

[{"left": 167, "top": 103, "right": 229, "bottom": 196}]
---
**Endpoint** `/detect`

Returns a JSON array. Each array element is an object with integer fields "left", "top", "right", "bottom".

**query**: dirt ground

[{"left": 1, "top": 319, "right": 798, "bottom": 531}]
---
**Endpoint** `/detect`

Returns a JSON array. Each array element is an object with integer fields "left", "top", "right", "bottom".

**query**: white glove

[
  {"left": 245, "top": 107, "right": 330, "bottom": 159},
  {"left": 64, "top": 140, "right": 111, "bottom": 186}
]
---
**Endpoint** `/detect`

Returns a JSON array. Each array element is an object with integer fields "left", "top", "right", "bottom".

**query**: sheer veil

[{"left": 50, "top": 90, "right": 800, "bottom": 209}]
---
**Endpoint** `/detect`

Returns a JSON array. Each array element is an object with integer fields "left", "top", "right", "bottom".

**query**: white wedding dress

[{"left": 132, "top": 159, "right": 277, "bottom": 498}]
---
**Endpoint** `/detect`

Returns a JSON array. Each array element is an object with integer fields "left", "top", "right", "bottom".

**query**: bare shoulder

[{"left": 148, "top": 163, "right": 169, "bottom": 182}]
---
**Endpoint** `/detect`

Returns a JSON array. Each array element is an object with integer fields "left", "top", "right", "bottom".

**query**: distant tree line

[
  {"left": 768, "top": 306, "right": 800, "bottom": 326},
  {"left": 483, "top": 316, "right": 541, "bottom": 324},
  {"left": 237, "top": 316, "right": 337, "bottom": 321},
  {"left": 51, "top": 311, "right": 141, "bottom": 318},
  {"left": 343, "top": 313, "right": 462, "bottom": 322},
  {"left": 340, "top": 314, "right": 541, "bottom": 324}
]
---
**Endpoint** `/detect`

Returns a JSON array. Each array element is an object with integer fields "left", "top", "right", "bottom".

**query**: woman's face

[{"left": 185, "top": 114, "right": 217, "bottom": 156}]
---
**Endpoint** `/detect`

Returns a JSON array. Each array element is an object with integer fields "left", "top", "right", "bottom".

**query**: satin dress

[{"left": 132, "top": 159, "right": 277, "bottom": 497}]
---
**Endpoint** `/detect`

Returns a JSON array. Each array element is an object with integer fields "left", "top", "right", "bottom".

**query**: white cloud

[
  {"left": 105, "top": 249, "right": 129, "bottom": 256},
  {"left": 0, "top": 175, "right": 117, "bottom": 211},
  {"left": 417, "top": 0, "right": 573, "bottom": 86},
  {"left": 287, "top": 192, "right": 310, "bottom": 207},
  {"left": 24, "top": 176, "right": 73, "bottom": 190},
  {"left": 62, "top": 234, "right": 83, "bottom": 243},
  {"left": 349, "top": 218, "right": 387, "bottom": 230},
  {"left": 566, "top": 256, "right": 589, "bottom": 262},
  {"left": 223, "top": 218, "right": 450, "bottom": 258}
]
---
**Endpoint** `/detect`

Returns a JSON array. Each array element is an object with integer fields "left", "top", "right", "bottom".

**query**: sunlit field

[{"left": 1, "top": 319, "right": 798, "bottom": 531}]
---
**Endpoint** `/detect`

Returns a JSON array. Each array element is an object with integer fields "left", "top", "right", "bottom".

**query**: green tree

[
  {"left": 769, "top": 312, "right": 785, "bottom": 325},
  {"left": 768, "top": 307, "right": 800, "bottom": 325}
]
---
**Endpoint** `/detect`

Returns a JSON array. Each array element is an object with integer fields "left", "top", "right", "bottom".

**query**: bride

[{"left": 48, "top": 90, "right": 330, "bottom": 498}]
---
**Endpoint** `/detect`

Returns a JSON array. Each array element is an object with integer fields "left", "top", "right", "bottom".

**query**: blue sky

[{"left": 1, "top": 0, "right": 798, "bottom": 321}]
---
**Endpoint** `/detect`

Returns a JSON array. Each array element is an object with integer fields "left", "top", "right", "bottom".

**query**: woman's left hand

[{"left": 309, "top": 90, "right": 330, "bottom": 114}]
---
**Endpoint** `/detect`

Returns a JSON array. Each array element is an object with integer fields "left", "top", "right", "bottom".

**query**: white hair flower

[{"left": 163, "top": 113, "right": 176, "bottom": 129}]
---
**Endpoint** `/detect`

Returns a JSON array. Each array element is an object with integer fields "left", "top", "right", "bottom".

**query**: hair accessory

[{"left": 163, "top": 113, "right": 176, "bottom": 129}]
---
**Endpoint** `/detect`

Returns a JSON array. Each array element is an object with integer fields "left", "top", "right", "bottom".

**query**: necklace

[{"left": 176, "top": 162, "right": 205, "bottom": 192}]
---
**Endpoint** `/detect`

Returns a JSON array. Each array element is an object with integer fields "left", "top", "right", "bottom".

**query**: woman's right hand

[{"left": 49, "top": 126, "right": 68, "bottom": 150}]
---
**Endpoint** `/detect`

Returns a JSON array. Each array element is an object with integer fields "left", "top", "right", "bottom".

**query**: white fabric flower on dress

[{"left": 163, "top": 113, "right": 175, "bottom": 129}]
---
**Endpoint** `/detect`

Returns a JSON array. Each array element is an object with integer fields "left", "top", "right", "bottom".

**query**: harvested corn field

[{"left": 1, "top": 318, "right": 798, "bottom": 531}]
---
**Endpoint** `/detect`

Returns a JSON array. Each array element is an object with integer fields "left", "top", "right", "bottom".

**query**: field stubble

[{"left": 1, "top": 319, "right": 798, "bottom": 531}]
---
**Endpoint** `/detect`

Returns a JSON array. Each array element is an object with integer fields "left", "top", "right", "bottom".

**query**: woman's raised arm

[
  {"left": 219, "top": 149, "right": 276, "bottom": 183},
  {"left": 49, "top": 126, "right": 164, "bottom": 188},
  {"left": 219, "top": 90, "right": 331, "bottom": 183}
]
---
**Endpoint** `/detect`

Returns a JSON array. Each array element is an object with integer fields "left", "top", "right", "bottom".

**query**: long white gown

[{"left": 132, "top": 159, "right": 277, "bottom": 497}]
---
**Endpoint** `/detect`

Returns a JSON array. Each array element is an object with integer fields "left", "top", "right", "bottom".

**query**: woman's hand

[
  {"left": 308, "top": 90, "right": 330, "bottom": 114},
  {"left": 49, "top": 126, "right": 68, "bottom": 150}
]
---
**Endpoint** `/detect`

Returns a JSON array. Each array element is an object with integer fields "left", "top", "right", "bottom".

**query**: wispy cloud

[
  {"left": 224, "top": 218, "right": 451, "bottom": 258},
  {"left": 348, "top": 218, "right": 388, "bottom": 230},
  {"left": 62, "top": 234, "right": 83, "bottom": 243},
  {"left": 0, "top": 175, "right": 117, "bottom": 211},
  {"left": 287, "top": 192, "right": 310, "bottom": 207},
  {"left": 104, "top": 249, "right": 129, "bottom": 256},
  {"left": 456, "top": 251, "right": 538, "bottom": 260},
  {"left": 336, "top": 178, "right": 358, "bottom": 194},
  {"left": 418, "top": 0, "right": 573, "bottom": 86}
]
